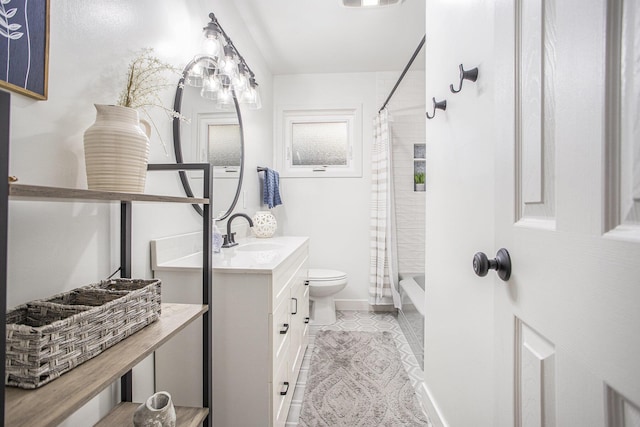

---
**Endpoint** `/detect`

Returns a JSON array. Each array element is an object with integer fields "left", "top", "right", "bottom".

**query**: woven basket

[{"left": 5, "top": 278, "right": 161, "bottom": 389}]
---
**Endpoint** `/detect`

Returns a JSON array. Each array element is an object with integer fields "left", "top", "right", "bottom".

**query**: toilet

[{"left": 307, "top": 269, "right": 348, "bottom": 325}]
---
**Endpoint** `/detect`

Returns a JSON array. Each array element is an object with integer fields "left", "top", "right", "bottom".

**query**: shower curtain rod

[{"left": 378, "top": 34, "right": 426, "bottom": 113}]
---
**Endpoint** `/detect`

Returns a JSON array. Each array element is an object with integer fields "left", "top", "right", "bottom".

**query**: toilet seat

[{"left": 308, "top": 269, "right": 347, "bottom": 282}]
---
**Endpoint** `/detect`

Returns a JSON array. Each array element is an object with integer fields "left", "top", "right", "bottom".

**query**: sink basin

[{"left": 236, "top": 242, "right": 284, "bottom": 252}]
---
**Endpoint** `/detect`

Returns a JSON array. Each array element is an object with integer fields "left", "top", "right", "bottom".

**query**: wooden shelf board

[
  {"left": 5, "top": 303, "right": 208, "bottom": 427},
  {"left": 9, "top": 183, "right": 209, "bottom": 204},
  {"left": 94, "top": 402, "right": 209, "bottom": 427}
]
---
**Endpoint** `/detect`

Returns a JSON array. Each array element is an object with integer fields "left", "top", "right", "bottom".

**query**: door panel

[
  {"left": 518, "top": 0, "right": 556, "bottom": 222},
  {"left": 608, "top": 0, "right": 640, "bottom": 237},
  {"left": 516, "top": 319, "right": 556, "bottom": 427},
  {"left": 495, "top": 0, "right": 640, "bottom": 426},
  {"left": 607, "top": 387, "right": 640, "bottom": 427}
]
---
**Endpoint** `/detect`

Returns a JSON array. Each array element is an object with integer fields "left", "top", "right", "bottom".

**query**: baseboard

[
  {"left": 419, "top": 381, "right": 448, "bottom": 427},
  {"left": 334, "top": 299, "right": 395, "bottom": 312}
]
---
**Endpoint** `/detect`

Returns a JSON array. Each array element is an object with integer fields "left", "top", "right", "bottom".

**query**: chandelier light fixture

[{"left": 184, "top": 12, "right": 261, "bottom": 109}]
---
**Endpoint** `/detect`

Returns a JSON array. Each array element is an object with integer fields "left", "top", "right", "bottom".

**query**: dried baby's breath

[{"left": 117, "top": 48, "right": 188, "bottom": 154}]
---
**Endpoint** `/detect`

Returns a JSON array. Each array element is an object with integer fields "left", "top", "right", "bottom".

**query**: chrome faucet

[{"left": 222, "top": 213, "right": 254, "bottom": 248}]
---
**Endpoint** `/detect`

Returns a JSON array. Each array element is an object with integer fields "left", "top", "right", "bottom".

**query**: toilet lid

[{"left": 308, "top": 268, "right": 347, "bottom": 281}]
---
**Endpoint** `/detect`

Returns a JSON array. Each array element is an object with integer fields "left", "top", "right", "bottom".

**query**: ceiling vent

[{"left": 341, "top": 0, "right": 404, "bottom": 7}]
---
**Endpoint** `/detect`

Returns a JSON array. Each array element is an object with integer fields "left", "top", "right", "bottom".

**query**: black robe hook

[
  {"left": 450, "top": 64, "right": 479, "bottom": 93},
  {"left": 426, "top": 97, "right": 447, "bottom": 119}
]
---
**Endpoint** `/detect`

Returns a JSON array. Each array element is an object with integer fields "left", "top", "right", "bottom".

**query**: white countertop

[{"left": 151, "top": 235, "right": 309, "bottom": 274}]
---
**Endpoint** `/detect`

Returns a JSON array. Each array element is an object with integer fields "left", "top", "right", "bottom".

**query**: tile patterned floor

[{"left": 285, "top": 310, "right": 431, "bottom": 426}]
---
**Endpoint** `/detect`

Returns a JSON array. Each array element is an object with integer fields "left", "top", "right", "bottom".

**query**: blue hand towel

[{"left": 262, "top": 168, "right": 282, "bottom": 208}]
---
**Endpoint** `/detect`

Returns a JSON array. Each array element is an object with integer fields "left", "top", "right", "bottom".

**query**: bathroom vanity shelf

[
  {"left": 96, "top": 403, "right": 208, "bottom": 427},
  {"left": 5, "top": 303, "right": 208, "bottom": 426},
  {"left": 0, "top": 157, "right": 214, "bottom": 423},
  {"left": 8, "top": 183, "right": 208, "bottom": 204}
]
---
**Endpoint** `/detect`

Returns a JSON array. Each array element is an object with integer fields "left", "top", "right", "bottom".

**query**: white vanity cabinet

[
  {"left": 151, "top": 235, "right": 309, "bottom": 427},
  {"left": 213, "top": 239, "right": 309, "bottom": 427}
]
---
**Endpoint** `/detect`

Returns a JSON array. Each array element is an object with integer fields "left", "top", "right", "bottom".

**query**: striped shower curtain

[{"left": 369, "top": 109, "right": 401, "bottom": 308}]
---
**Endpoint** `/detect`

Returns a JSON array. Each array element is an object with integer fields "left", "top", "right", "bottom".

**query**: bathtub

[{"left": 398, "top": 274, "right": 425, "bottom": 370}]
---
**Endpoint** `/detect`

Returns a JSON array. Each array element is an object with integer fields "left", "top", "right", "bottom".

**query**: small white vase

[
  {"left": 252, "top": 210, "right": 277, "bottom": 238},
  {"left": 83, "top": 104, "right": 151, "bottom": 193},
  {"left": 133, "top": 391, "right": 176, "bottom": 427}
]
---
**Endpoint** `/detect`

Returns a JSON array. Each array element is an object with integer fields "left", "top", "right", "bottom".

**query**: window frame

[
  {"left": 275, "top": 105, "right": 363, "bottom": 178},
  {"left": 196, "top": 112, "right": 241, "bottom": 179}
]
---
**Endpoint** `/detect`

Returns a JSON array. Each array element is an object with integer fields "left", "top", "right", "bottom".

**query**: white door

[
  {"left": 425, "top": 0, "right": 640, "bottom": 426},
  {"left": 493, "top": 0, "right": 640, "bottom": 425}
]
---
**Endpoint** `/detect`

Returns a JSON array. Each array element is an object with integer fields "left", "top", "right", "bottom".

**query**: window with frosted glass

[
  {"left": 276, "top": 106, "right": 362, "bottom": 177},
  {"left": 290, "top": 122, "right": 348, "bottom": 166},
  {"left": 208, "top": 124, "right": 241, "bottom": 167}
]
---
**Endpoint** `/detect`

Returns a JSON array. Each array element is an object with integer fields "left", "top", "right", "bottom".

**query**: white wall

[
  {"left": 423, "top": 0, "right": 496, "bottom": 425},
  {"left": 273, "top": 73, "right": 376, "bottom": 304},
  {"left": 6, "top": 1, "right": 272, "bottom": 425},
  {"left": 273, "top": 71, "right": 425, "bottom": 305}
]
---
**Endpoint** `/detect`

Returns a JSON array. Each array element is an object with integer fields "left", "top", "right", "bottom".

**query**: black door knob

[{"left": 473, "top": 248, "right": 511, "bottom": 281}]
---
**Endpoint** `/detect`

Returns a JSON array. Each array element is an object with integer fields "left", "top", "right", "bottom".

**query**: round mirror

[{"left": 173, "top": 57, "right": 244, "bottom": 220}]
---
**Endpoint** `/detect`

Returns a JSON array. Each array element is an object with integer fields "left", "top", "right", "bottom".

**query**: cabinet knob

[
  {"left": 291, "top": 297, "right": 298, "bottom": 315},
  {"left": 280, "top": 381, "right": 290, "bottom": 396},
  {"left": 280, "top": 323, "right": 289, "bottom": 335},
  {"left": 304, "top": 317, "right": 310, "bottom": 324}
]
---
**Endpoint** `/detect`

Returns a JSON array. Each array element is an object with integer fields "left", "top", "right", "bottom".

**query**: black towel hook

[
  {"left": 426, "top": 97, "right": 447, "bottom": 119},
  {"left": 449, "top": 64, "right": 479, "bottom": 93}
]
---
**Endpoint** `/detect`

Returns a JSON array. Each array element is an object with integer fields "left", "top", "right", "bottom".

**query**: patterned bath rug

[{"left": 299, "top": 330, "right": 430, "bottom": 426}]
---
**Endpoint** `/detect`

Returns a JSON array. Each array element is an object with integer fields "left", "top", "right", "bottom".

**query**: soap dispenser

[{"left": 212, "top": 225, "right": 223, "bottom": 253}]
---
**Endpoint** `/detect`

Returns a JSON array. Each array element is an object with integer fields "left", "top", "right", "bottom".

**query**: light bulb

[
  {"left": 218, "top": 86, "right": 232, "bottom": 104},
  {"left": 242, "top": 78, "right": 262, "bottom": 109},
  {"left": 248, "top": 87, "right": 262, "bottom": 110},
  {"left": 185, "top": 61, "right": 204, "bottom": 87},
  {"left": 214, "top": 85, "right": 235, "bottom": 111},
  {"left": 201, "top": 72, "right": 221, "bottom": 100},
  {"left": 201, "top": 16, "right": 224, "bottom": 60},
  {"left": 202, "top": 37, "right": 217, "bottom": 56},
  {"left": 218, "top": 45, "right": 238, "bottom": 79},
  {"left": 223, "top": 57, "right": 237, "bottom": 77},
  {"left": 232, "top": 63, "right": 250, "bottom": 92},
  {"left": 232, "top": 73, "right": 248, "bottom": 92}
]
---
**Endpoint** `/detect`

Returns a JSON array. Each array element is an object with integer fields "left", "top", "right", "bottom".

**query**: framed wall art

[{"left": 0, "top": 0, "right": 49, "bottom": 100}]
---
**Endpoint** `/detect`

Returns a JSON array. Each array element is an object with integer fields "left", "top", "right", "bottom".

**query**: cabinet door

[
  {"left": 272, "top": 350, "right": 291, "bottom": 427},
  {"left": 272, "top": 295, "right": 291, "bottom": 371},
  {"left": 289, "top": 278, "right": 308, "bottom": 379},
  {"left": 271, "top": 295, "right": 292, "bottom": 427},
  {"left": 301, "top": 280, "right": 310, "bottom": 345}
]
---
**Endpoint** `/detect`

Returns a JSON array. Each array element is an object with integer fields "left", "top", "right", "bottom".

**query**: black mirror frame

[{"left": 172, "top": 57, "right": 245, "bottom": 221}]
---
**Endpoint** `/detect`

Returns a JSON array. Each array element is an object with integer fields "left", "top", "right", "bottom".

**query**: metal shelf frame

[{"left": 0, "top": 90, "right": 213, "bottom": 427}]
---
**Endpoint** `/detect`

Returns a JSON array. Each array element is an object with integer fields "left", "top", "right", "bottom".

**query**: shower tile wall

[{"left": 376, "top": 70, "right": 426, "bottom": 277}]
